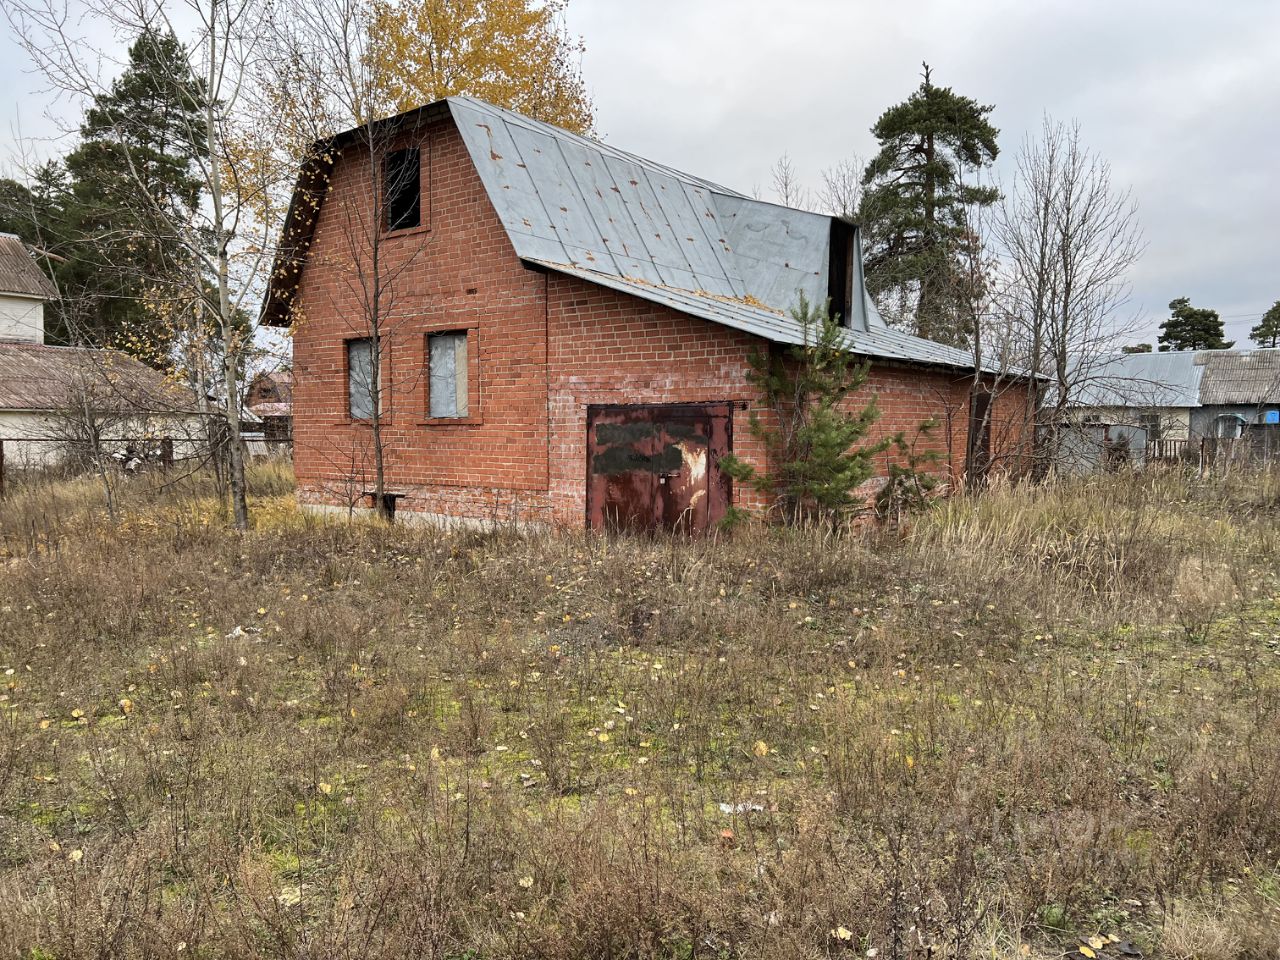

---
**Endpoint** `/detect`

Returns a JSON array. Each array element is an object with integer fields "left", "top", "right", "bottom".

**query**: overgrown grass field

[{"left": 1, "top": 465, "right": 1279, "bottom": 959}]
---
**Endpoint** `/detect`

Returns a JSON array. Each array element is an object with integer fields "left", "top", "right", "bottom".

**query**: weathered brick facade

[{"left": 290, "top": 113, "right": 1033, "bottom": 527}]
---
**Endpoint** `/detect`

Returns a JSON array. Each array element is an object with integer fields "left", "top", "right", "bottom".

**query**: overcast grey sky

[{"left": 2, "top": 0, "right": 1277, "bottom": 345}]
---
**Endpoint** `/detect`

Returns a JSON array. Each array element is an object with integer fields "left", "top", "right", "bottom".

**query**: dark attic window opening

[
  {"left": 828, "top": 218, "right": 855, "bottom": 327},
  {"left": 384, "top": 147, "right": 421, "bottom": 231}
]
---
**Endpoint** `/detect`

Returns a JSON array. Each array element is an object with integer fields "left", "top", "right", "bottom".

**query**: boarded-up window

[
  {"left": 347, "top": 338, "right": 375, "bottom": 420},
  {"left": 428, "top": 332, "right": 468, "bottom": 418},
  {"left": 384, "top": 148, "right": 420, "bottom": 231}
]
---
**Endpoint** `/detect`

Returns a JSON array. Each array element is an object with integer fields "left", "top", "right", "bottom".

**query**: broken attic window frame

[
  {"left": 383, "top": 146, "right": 421, "bottom": 232},
  {"left": 828, "top": 218, "right": 856, "bottom": 327}
]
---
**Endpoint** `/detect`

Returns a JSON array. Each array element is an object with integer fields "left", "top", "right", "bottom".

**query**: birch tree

[
  {"left": 3, "top": 0, "right": 285, "bottom": 529},
  {"left": 996, "top": 117, "right": 1144, "bottom": 470},
  {"left": 255, "top": 0, "right": 444, "bottom": 520}
]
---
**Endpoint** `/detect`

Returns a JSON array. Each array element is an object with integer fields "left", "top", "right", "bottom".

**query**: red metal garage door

[{"left": 586, "top": 403, "right": 732, "bottom": 533}]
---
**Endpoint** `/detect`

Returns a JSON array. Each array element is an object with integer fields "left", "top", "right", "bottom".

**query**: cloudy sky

[{"left": 2, "top": 0, "right": 1277, "bottom": 345}]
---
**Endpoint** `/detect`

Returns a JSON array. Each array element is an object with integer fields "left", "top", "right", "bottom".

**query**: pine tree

[
  {"left": 57, "top": 28, "right": 207, "bottom": 357},
  {"left": 1250, "top": 301, "right": 1280, "bottom": 348},
  {"left": 1158, "top": 297, "right": 1233, "bottom": 352},
  {"left": 859, "top": 63, "right": 999, "bottom": 347},
  {"left": 720, "top": 294, "right": 889, "bottom": 524}
]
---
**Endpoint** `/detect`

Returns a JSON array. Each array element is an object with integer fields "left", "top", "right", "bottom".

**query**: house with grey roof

[
  {"left": 0, "top": 233, "right": 198, "bottom": 473},
  {"left": 263, "top": 97, "right": 1035, "bottom": 530},
  {"left": 0, "top": 232, "right": 57, "bottom": 343},
  {"left": 1072, "top": 347, "right": 1280, "bottom": 453}
]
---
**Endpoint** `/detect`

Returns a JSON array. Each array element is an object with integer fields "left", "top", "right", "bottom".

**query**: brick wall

[
  {"left": 291, "top": 114, "right": 556, "bottom": 522},
  {"left": 290, "top": 112, "right": 1034, "bottom": 526},
  {"left": 544, "top": 274, "right": 1033, "bottom": 524}
]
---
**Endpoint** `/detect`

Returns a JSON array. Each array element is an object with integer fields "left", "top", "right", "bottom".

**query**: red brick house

[{"left": 262, "top": 97, "right": 1033, "bottom": 530}]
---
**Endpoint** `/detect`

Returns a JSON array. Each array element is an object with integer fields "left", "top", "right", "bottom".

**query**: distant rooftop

[
  {"left": 1075, "top": 348, "right": 1280, "bottom": 408},
  {"left": 0, "top": 341, "right": 188, "bottom": 413},
  {"left": 0, "top": 233, "right": 58, "bottom": 300}
]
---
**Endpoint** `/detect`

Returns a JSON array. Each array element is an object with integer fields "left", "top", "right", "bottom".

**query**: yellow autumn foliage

[{"left": 367, "top": 0, "right": 593, "bottom": 134}]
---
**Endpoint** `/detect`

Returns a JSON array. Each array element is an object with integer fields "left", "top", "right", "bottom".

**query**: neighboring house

[
  {"left": 245, "top": 369, "right": 293, "bottom": 442},
  {"left": 0, "top": 232, "right": 56, "bottom": 343},
  {"left": 262, "top": 97, "right": 1034, "bottom": 530},
  {"left": 1073, "top": 348, "right": 1280, "bottom": 446},
  {"left": 0, "top": 234, "right": 198, "bottom": 472}
]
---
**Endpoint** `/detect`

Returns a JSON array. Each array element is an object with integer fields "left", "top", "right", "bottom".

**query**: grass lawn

[{"left": 1, "top": 465, "right": 1279, "bottom": 959}]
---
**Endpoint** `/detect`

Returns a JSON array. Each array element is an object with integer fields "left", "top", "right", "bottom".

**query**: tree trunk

[{"left": 205, "top": 0, "right": 249, "bottom": 532}]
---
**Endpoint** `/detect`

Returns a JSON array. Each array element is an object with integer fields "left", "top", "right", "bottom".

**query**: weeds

[{"left": 1, "top": 465, "right": 1279, "bottom": 958}]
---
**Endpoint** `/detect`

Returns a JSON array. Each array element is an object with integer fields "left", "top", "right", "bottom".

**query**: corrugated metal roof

[
  {"left": 0, "top": 341, "right": 186, "bottom": 412},
  {"left": 1075, "top": 348, "right": 1280, "bottom": 409},
  {"left": 1197, "top": 349, "right": 1280, "bottom": 405},
  {"left": 1074, "top": 351, "right": 1205, "bottom": 408},
  {"left": 530, "top": 259, "right": 983, "bottom": 371},
  {"left": 447, "top": 97, "right": 887, "bottom": 332},
  {"left": 0, "top": 233, "right": 57, "bottom": 299},
  {"left": 266, "top": 96, "right": 1010, "bottom": 373}
]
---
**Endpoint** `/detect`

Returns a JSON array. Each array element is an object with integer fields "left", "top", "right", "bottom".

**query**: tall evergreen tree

[
  {"left": 1250, "top": 301, "right": 1280, "bottom": 348},
  {"left": 56, "top": 28, "right": 207, "bottom": 357},
  {"left": 859, "top": 63, "right": 999, "bottom": 347},
  {"left": 1158, "top": 297, "right": 1233, "bottom": 352}
]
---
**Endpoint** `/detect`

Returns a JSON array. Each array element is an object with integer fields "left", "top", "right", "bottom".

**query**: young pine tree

[{"left": 721, "top": 294, "right": 889, "bottom": 525}]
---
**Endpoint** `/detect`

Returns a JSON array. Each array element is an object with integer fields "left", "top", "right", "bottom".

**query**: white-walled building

[
  {"left": 0, "top": 234, "right": 200, "bottom": 472},
  {"left": 0, "top": 232, "right": 55, "bottom": 343}
]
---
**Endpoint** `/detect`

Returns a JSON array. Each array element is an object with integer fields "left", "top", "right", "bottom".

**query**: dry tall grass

[{"left": 1, "top": 465, "right": 1278, "bottom": 959}]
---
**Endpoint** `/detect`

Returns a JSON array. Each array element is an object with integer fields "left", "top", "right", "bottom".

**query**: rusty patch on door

[{"left": 586, "top": 403, "right": 731, "bottom": 533}]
